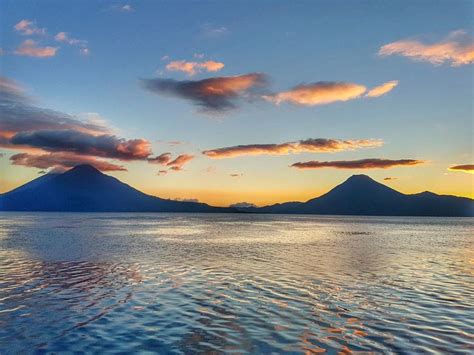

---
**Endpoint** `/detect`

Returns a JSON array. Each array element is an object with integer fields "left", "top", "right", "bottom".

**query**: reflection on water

[{"left": 0, "top": 213, "right": 473, "bottom": 353}]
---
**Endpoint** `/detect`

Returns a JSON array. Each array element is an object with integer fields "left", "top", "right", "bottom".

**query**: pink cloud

[
  {"left": 379, "top": 30, "right": 474, "bottom": 67},
  {"left": 15, "top": 40, "right": 58, "bottom": 58}
]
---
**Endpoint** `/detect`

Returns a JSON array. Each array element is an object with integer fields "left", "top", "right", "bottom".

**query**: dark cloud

[
  {"left": 0, "top": 77, "right": 108, "bottom": 144},
  {"left": 448, "top": 164, "right": 474, "bottom": 174},
  {"left": 291, "top": 158, "right": 424, "bottom": 170},
  {"left": 141, "top": 73, "right": 267, "bottom": 113},
  {"left": 10, "top": 130, "right": 152, "bottom": 160},
  {"left": 1, "top": 76, "right": 156, "bottom": 171},
  {"left": 10, "top": 152, "right": 126, "bottom": 172},
  {"left": 384, "top": 177, "right": 397, "bottom": 181},
  {"left": 203, "top": 138, "right": 383, "bottom": 158}
]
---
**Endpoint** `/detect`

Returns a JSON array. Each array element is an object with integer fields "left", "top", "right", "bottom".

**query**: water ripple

[{"left": 0, "top": 213, "right": 473, "bottom": 353}]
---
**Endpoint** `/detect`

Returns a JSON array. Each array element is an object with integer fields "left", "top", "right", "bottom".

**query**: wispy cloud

[
  {"left": 263, "top": 82, "right": 366, "bottom": 106},
  {"left": 166, "top": 154, "right": 194, "bottom": 171},
  {"left": 54, "top": 32, "right": 89, "bottom": 55},
  {"left": 148, "top": 152, "right": 172, "bottom": 165},
  {"left": 14, "top": 19, "right": 46, "bottom": 36},
  {"left": 203, "top": 138, "right": 383, "bottom": 158},
  {"left": 15, "top": 39, "right": 58, "bottom": 58},
  {"left": 384, "top": 177, "right": 397, "bottom": 181},
  {"left": 291, "top": 158, "right": 424, "bottom": 169},
  {"left": 10, "top": 152, "right": 126, "bottom": 172},
  {"left": 366, "top": 80, "right": 399, "bottom": 98},
  {"left": 200, "top": 23, "right": 229, "bottom": 38},
  {"left": 141, "top": 73, "right": 267, "bottom": 113},
  {"left": 165, "top": 60, "right": 224, "bottom": 76},
  {"left": 120, "top": 4, "right": 133, "bottom": 12},
  {"left": 448, "top": 164, "right": 474, "bottom": 174},
  {"left": 54, "top": 32, "right": 86, "bottom": 45},
  {"left": 379, "top": 30, "right": 474, "bottom": 66}
]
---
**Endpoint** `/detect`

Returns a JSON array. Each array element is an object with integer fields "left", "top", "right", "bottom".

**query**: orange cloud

[
  {"left": 10, "top": 152, "right": 126, "bottom": 172},
  {"left": 15, "top": 40, "right": 58, "bottom": 58},
  {"left": 291, "top": 158, "right": 424, "bottom": 169},
  {"left": 366, "top": 80, "right": 399, "bottom": 98},
  {"left": 166, "top": 154, "right": 194, "bottom": 171},
  {"left": 448, "top": 164, "right": 474, "bottom": 174},
  {"left": 263, "top": 82, "right": 367, "bottom": 106},
  {"left": 379, "top": 31, "right": 474, "bottom": 66},
  {"left": 14, "top": 19, "right": 46, "bottom": 36},
  {"left": 148, "top": 152, "right": 172, "bottom": 165},
  {"left": 203, "top": 138, "right": 383, "bottom": 158},
  {"left": 166, "top": 60, "right": 224, "bottom": 76}
]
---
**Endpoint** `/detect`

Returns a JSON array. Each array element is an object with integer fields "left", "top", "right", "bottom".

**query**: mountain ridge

[{"left": 1, "top": 165, "right": 472, "bottom": 216}]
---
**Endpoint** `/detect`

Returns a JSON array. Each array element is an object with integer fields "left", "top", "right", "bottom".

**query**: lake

[{"left": 0, "top": 213, "right": 473, "bottom": 353}]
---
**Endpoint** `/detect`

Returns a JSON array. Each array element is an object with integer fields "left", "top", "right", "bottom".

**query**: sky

[{"left": 0, "top": 0, "right": 473, "bottom": 207}]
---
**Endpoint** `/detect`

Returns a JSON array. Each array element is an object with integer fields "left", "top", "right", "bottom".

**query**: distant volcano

[
  {"left": 1, "top": 166, "right": 472, "bottom": 216},
  {"left": 248, "top": 174, "right": 474, "bottom": 217},
  {"left": 0, "top": 165, "right": 229, "bottom": 213}
]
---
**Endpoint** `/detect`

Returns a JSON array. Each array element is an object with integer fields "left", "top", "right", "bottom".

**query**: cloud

[
  {"left": 1, "top": 76, "right": 155, "bottom": 172},
  {"left": 79, "top": 48, "right": 90, "bottom": 56},
  {"left": 120, "top": 4, "right": 133, "bottom": 12},
  {"left": 230, "top": 202, "right": 256, "bottom": 208},
  {"left": 54, "top": 32, "right": 89, "bottom": 55},
  {"left": 200, "top": 23, "right": 229, "bottom": 37},
  {"left": 448, "top": 164, "right": 474, "bottom": 174},
  {"left": 379, "top": 30, "right": 474, "bottom": 67},
  {"left": 263, "top": 82, "right": 367, "bottom": 106},
  {"left": 157, "top": 170, "right": 168, "bottom": 175},
  {"left": 384, "top": 177, "right": 397, "bottom": 181},
  {"left": 141, "top": 73, "right": 267, "bottom": 113},
  {"left": 14, "top": 19, "right": 46, "bottom": 36},
  {"left": 203, "top": 138, "right": 383, "bottom": 158},
  {"left": 15, "top": 40, "right": 58, "bottom": 58},
  {"left": 166, "top": 154, "right": 194, "bottom": 171},
  {"left": 291, "top": 158, "right": 424, "bottom": 169},
  {"left": 0, "top": 77, "right": 108, "bottom": 142},
  {"left": 54, "top": 32, "right": 87, "bottom": 46},
  {"left": 230, "top": 173, "right": 243, "bottom": 177},
  {"left": 10, "top": 152, "right": 126, "bottom": 172},
  {"left": 366, "top": 80, "right": 399, "bottom": 98},
  {"left": 9, "top": 130, "right": 152, "bottom": 160},
  {"left": 165, "top": 60, "right": 225, "bottom": 76},
  {"left": 148, "top": 152, "right": 172, "bottom": 165}
]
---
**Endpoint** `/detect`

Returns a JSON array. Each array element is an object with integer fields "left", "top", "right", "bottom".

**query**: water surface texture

[{"left": 1, "top": 213, "right": 473, "bottom": 353}]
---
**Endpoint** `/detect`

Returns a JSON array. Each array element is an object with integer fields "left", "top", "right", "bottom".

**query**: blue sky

[{"left": 1, "top": 0, "right": 473, "bottom": 206}]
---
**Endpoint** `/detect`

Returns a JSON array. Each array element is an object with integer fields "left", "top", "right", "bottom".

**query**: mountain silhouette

[
  {"left": 0, "top": 165, "right": 230, "bottom": 212},
  {"left": 253, "top": 174, "right": 474, "bottom": 216},
  {"left": 1, "top": 168, "right": 472, "bottom": 216}
]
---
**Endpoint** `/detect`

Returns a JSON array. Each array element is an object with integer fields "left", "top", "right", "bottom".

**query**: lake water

[{"left": 0, "top": 213, "right": 473, "bottom": 353}]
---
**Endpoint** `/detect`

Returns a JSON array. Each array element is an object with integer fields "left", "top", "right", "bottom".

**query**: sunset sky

[{"left": 1, "top": 0, "right": 473, "bottom": 206}]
